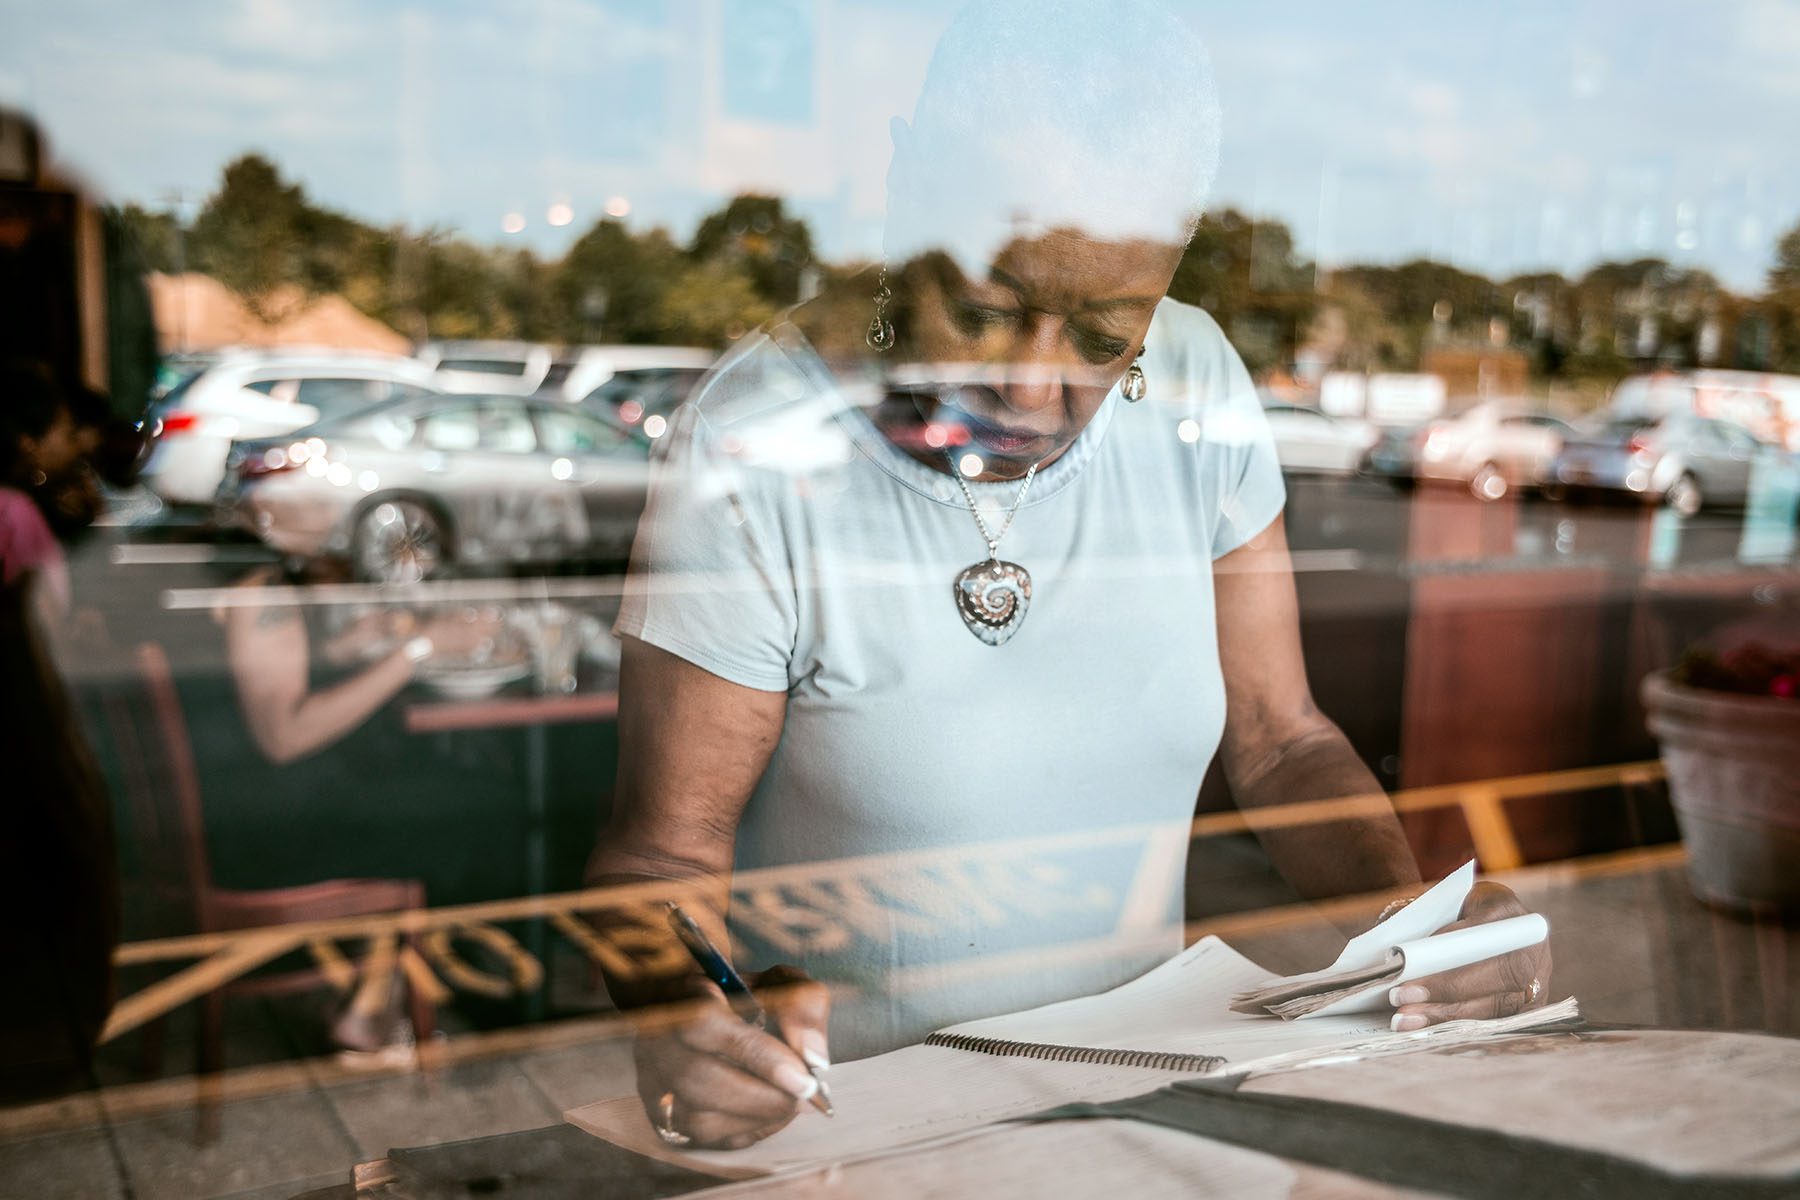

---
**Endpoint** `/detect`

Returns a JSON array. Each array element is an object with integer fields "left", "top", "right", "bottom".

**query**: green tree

[
  {"left": 1769, "top": 219, "right": 1800, "bottom": 293},
  {"left": 1167, "top": 209, "right": 1317, "bottom": 371},
  {"left": 113, "top": 203, "right": 182, "bottom": 274},
  {"left": 187, "top": 154, "right": 353, "bottom": 318},
  {"left": 655, "top": 260, "right": 774, "bottom": 346},
  {"left": 554, "top": 219, "right": 685, "bottom": 343},
  {"left": 1763, "top": 219, "right": 1800, "bottom": 371},
  {"left": 688, "top": 194, "right": 815, "bottom": 306}
]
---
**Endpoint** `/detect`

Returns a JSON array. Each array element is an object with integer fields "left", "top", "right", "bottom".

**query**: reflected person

[
  {"left": 587, "top": 0, "right": 1551, "bottom": 1150},
  {"left": 0, "top": 362, "right": 81, "bottom": 631},
  {"left": 216, "top": 560, "right": 504, "bottom": 1051},
  {"left": 222, "top": 560, "right": 498, "bottom": 765}
]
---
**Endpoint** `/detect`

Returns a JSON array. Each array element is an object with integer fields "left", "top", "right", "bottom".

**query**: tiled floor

[{"left": 3, "top": 853, "right": 1793, "bottom": 1200}]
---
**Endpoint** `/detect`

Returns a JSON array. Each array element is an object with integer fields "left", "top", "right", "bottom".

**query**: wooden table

[
  {"left": 403, "top": 690, "right": 619, "bottom": 734},
  {"left": 333, "top": 849, "right": 1800, "bottom": 1199}
]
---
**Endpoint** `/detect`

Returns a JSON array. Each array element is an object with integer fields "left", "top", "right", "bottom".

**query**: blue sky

[{"left": 3, "top": 0, "right": 1796, "bottom": 289}]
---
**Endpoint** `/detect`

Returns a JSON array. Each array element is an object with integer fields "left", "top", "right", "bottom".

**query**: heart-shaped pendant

[{"left": 953, "top": 558, "right": 1032, "bottom": 646}]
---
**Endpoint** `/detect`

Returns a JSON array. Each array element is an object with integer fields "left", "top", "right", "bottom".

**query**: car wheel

[
  {"left": 353, "top": 497, "right": 450, "bottom": 584},
  {"left": 1470, "top": 462, "right": 1509, "bottom": 502},
  {"left": 1665, "top": 473, "right": 1703, "bottom": 518}
]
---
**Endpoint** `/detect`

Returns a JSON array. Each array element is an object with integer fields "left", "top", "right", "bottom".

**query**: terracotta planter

[{"left": 1641, "top": 671, "right": 1800, "bottom": 915}]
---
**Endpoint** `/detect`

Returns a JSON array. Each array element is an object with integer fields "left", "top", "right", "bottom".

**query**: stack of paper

[{"left": 1231, "top": 861, "right": 1549, "bottom": 1019}]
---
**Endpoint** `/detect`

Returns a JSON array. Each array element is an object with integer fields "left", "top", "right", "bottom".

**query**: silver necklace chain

[{"left": 948, "top": 456, "right": 1038, "bottom": 559}]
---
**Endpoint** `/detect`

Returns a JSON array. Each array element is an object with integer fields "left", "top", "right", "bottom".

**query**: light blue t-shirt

[{"left": 616, "top": 297, "right": 1286, "bottom": 1057}]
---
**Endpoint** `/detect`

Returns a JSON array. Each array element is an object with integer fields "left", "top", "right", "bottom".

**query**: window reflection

[{"left": 0, "top": 0, "right": 1797, "bottom": 1194}]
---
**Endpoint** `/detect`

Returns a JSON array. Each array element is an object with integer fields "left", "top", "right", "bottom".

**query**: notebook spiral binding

[{"left": 924, "top": 1032, "right": 1226, "bottom": 1074}]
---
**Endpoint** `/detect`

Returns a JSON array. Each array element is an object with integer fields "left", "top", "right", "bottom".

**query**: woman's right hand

[
  {"left": 415, "top": 608, "right": 503, "bottom": 661},
  {"left": 633, "top": 965, "right": 831, "bottom": 1150}
]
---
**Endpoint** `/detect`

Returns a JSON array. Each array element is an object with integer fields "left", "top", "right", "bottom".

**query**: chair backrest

[{"left": 97, "top": 643, "right": 215, "bottom": 933}]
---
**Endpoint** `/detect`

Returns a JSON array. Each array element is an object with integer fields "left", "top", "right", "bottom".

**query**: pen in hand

[{"left": 664, "top": 902, "right": 834, "bottom": 1117}]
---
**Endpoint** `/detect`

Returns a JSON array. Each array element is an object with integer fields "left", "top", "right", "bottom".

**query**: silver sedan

[
  {"left": 1550, "top": 414, "right": 1778, "bottom": 516},
  {"left": 218, "top": 393, "right": 652, "bottom": 582}
]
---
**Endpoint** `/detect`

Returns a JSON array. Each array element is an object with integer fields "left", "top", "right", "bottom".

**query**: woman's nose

[
  {"left": 995, "top": 317, "right": 1066, "bottom": 416},
  {"left": 996, "top": 362, "right": 1062, "bottom": 417}
]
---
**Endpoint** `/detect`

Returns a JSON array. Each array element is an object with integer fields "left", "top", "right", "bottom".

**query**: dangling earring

[
  {"left": 1121, "top": 346, "right": 1147, "bottom": 402},
  {"left": 865, "top": 266, "right": 896, "bottom": 353}
]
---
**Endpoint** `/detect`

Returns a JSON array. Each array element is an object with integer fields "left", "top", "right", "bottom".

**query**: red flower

[{"left": 1772, "top": 674, "right": 1798, "bottom": 700}]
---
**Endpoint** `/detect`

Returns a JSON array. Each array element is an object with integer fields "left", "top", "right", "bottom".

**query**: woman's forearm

[
  {"left": 1225, "top": 720, "right": 1421, "bottom": 916},
  {"left": 256, "top": 649, "right": 414, "bottom": 763},
  {"left": 581, "top": 857, "right": 730, "bottom": 1011}
]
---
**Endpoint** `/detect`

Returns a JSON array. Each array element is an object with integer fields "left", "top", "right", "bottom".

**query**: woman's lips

[{"left": 961, "top": 413, "right": 1051, "bottom": 456}]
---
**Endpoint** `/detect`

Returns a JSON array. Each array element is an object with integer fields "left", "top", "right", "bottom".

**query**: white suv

[{"left": 142, "top": 349, "right": 440, "bottom": 505}]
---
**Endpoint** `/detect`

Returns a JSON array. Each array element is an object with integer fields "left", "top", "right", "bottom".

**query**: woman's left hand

[{"left": 1388, "top": 881, "right": 1551, "bottom": 1030}]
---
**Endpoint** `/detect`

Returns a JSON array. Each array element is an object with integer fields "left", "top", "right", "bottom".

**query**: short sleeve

[
  {"left": 613, "top": 403, "right": 798, "bottom": 692},
  {"left": 0, "top": 489, "right": 59, "bottom": 586},
  {"left": 1205, "top": 340, "right": 1287, "bottom": 559}
]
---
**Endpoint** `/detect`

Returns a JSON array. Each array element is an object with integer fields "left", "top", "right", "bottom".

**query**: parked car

[
  {"left": 218, "top": 392, "right": 650, "bottom": 582},
  {"left": 549, "top": 345, "right": 715, "bottom": 408},
  {"left": 1610, "top": 369, "right": 1800, "bottom": 452},
  {"left": 416, "top": 340, "right": 555, "bottom": 396},
  {"left": 150, "top": 350, "right": 224, "bottom": 400},
  {"left": 1259, "top": 402, "right": 1379, "bottom": 475},
  {"left": 1363, "top": 402, "right": 1574, "bottom": 500},
  {"left": 577, "top": 361, "right": 711, "bottom": 442},
  {"left": 1550, "top": 413, "right": 1778, "bottom": 516},
  {"left": 420, "top": 342, "right": 715, "bottom": 404},
  {"left": 141, "top": 350, "right": 441, "bottom": 506}
]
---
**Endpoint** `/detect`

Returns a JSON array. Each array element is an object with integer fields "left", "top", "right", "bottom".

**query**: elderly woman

[{"left": 587, "top": 0, "right": 1551, "bottom": 1150}]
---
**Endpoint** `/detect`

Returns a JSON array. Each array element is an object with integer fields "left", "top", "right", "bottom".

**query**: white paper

[
  {"left": 932, "top": 936, "right": 1390, "bottom": 1059},
  {"left": 1302, "top": 912, "right": 1550, "bottom": 1018},
  {"left": 1324, "top": 859, "right": 1474, "bottom": 974},
  {"left": 565, "top": 927, "right": 1579, "bottom": 1179},
  {"left": 564, "top": 1046, "right": 1202, "bottom": 1180}
]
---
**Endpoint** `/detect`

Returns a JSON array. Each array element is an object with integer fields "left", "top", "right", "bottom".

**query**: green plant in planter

[{"left": 1672, "top": 643, "right": 1800, "bottom": 700}]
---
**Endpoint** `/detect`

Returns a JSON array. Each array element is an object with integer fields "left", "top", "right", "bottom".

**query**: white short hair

[{"left": 885, "top": 0, "right": 1222, "bottom": 269}]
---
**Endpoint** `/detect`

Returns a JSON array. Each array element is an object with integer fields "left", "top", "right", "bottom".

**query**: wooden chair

[{"left": 103, "top": 643, "right": 435, "bottom": 1137}]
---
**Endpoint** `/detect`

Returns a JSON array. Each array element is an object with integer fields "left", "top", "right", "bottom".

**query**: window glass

[
  {"left": 477, "top": 400, "right": 537, "bottom": 452},
  {"left": 536, "top": 406, "right": 630, "bottom": 455},
  {"left": 242, "top": 378, "right": 300, "bottom": 404},
  {"left": 585, "top": 369, "right": 674, "bottom": 408},
  {"left": 19, "top": 4, "right": 1800, "bottom": 1190},
  {"left": 438, "top": 358, "right": 528, "bottom": 377},
  {"left": 296, "top": 377, "right": 385, "bottom": 417},
  {"left": 363, "top": 408, "right": 419, "bottom": 450},
  {"left": 418, "top": 404, "right": 481, "bottom": 451}
]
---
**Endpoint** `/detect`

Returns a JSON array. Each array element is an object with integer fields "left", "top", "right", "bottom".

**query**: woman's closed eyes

[{"left": 950, "top": 299, "right": 1132, "bottom": 364}]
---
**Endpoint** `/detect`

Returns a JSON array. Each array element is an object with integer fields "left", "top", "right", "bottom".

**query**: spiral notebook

[{"left": 565, "top": 932, "right": 1579, "bottom": 1180}]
